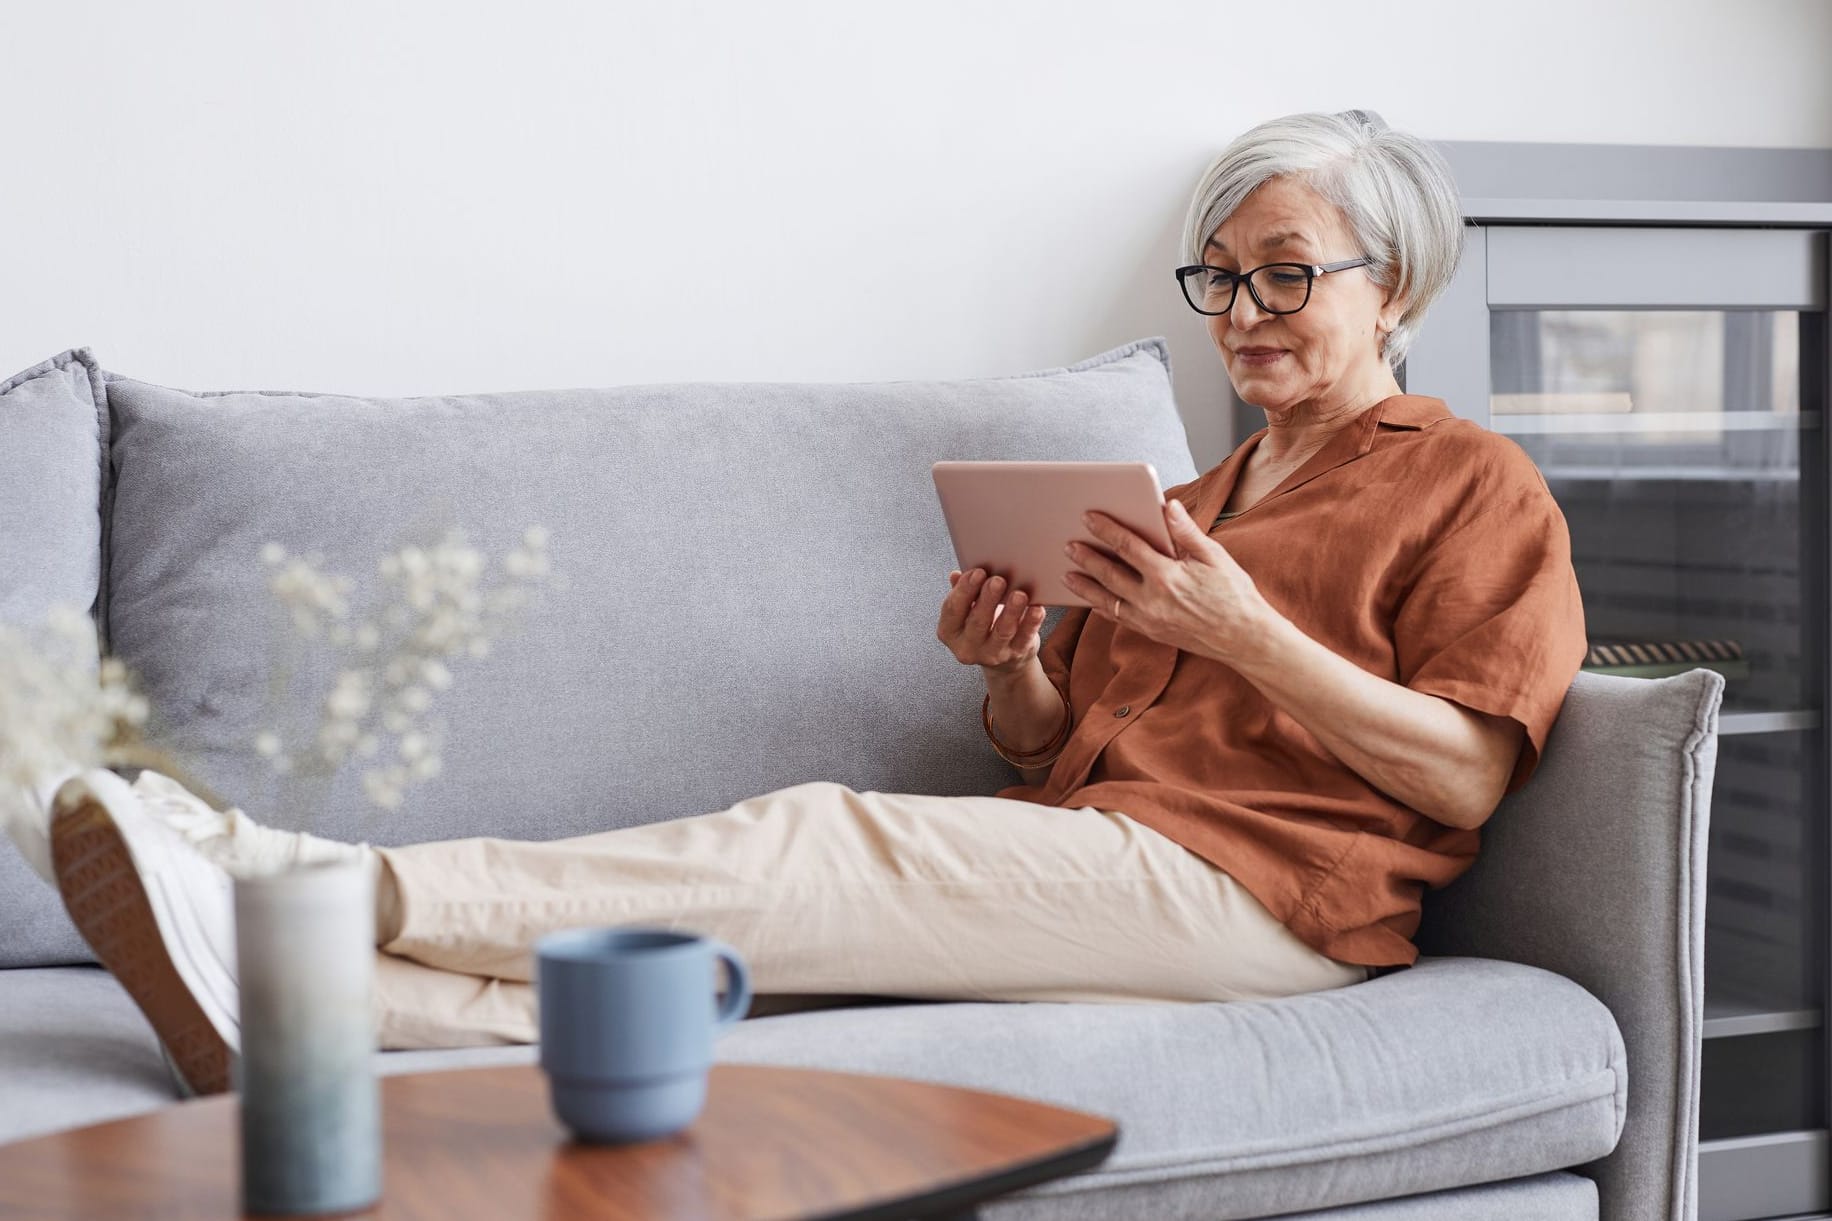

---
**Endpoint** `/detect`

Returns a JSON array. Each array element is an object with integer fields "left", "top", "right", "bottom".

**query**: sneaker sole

[{"left": 52, "top": 793, "right": 234, "bottom": 1096}]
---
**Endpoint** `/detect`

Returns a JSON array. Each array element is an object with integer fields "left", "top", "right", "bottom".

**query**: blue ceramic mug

[{"left": 534, "top": 926, "right": 752, "bottom": 1144}]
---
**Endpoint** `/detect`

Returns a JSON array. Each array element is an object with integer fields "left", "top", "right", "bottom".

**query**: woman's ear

[{"left": 1376, "top": 288, "right": 1407, "bottom": 340}]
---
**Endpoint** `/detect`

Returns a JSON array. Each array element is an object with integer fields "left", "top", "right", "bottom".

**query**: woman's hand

[
  {"left": 936, "top": 567, "right": 1048, "bottom": 674},
  {"left": 1063, "top": 499, "right": 1275, "bottom": 662}
]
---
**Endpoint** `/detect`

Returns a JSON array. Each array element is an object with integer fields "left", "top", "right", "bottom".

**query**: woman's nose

[{"left": 1229, "top": 289, "right": 1269, "bottom": 329}]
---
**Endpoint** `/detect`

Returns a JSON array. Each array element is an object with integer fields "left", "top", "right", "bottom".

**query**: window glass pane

[{"left": 1490, "top": 309, "right": 1810, "bottom": 717}]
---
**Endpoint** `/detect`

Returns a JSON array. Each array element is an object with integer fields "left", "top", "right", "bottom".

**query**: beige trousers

[{"left": 370, "top": 781, "right": 1370, "bottom": 1050}]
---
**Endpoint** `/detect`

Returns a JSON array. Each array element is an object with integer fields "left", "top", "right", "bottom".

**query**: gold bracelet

[{"left": 981, "top": 682, "right": 1073, "bottom": 769}]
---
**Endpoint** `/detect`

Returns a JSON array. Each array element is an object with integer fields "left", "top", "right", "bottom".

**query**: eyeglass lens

[{"left": 1187, "top": 265, "right": 1312, "bottom": 315}]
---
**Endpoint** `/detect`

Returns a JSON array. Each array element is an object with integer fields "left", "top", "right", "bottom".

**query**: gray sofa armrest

[{"left": 1415, "top": 667, "right": 1724, "bottom": 1221}]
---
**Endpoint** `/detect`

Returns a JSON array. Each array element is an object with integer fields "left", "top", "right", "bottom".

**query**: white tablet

[{"left": 931, "top": 461, "right": 1173, "bottom": 609}]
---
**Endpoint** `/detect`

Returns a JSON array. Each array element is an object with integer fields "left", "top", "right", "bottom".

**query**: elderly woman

[{"left": 46, "top": 108, "right": 1586, "bottom": 1096}]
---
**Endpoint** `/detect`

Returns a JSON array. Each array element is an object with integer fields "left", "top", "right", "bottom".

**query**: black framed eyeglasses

[{"left": 1174, "top": 257, "right": 1372, "bottom": 316}]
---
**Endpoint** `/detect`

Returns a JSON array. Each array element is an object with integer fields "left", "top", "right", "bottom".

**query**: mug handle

[{"left": 708, "top": 938, "right": 752, "bottom": 1031}]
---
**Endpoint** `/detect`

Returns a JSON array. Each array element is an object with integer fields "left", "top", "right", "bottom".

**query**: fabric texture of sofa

[{"left": 0, "top": 340, "right": 1720, "bottom": 1219}]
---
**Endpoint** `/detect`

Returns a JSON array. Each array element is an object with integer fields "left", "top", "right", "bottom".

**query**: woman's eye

[{"left": 1268, "top": 270, "right": 1307, "bottom": 286}]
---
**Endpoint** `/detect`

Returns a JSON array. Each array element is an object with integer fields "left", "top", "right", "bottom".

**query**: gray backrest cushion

[
  {"left": 0, "top": 348, "right": 110, "bottom": 968},
  {"left": 99, "top": 338, "right": 1195, "bottom": 857},
  {"left": 1415, "top": 667, "right": 1724, "bottom": 1221},
  {"left": 0, "top": 348, "right": 108, "bottom": 636}
]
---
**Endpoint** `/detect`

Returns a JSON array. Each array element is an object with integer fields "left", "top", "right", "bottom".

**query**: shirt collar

[
  {"left": 1196, "top": 394, "right": 1455, "bottom": 525},
  {"left": 1368, "top": 393, "right": 1453, "bottom": 436}
]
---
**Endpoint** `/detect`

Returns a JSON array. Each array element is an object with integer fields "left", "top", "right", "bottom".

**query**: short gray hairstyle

[{"left": 1181, "top": 109, "right": 1465, "bottom": 373}]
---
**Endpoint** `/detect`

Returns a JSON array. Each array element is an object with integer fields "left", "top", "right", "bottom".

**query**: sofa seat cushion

[
  {"left": 703, "top": 955, "right": 1626, "bottom": 1218},
  {"left": 377, "top": 956, "right": 1629, "bottom": 1218},
  {"left": 2, "top": 957, "right": 1625, "bottom": 1219},
  {"left": 0, "top": 967, "right": 175, "bottom": 1144}
]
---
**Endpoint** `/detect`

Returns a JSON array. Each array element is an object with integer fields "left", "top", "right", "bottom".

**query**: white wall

[{"left": 6, "top": 0, "right": 1829, "bottom": 469}]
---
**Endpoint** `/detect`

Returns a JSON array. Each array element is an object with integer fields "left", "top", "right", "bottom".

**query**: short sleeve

[
  {"left": 1037, "top": 604, "right": 1090, "bottom": 702},
  {"left": 1392, "top": 487, "right": 1588, "bottom": 798}
]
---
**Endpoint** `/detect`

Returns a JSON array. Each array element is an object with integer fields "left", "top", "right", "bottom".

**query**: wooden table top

[{"left": 0, "top": 1063, "right": 1119, "bottom": 1220}]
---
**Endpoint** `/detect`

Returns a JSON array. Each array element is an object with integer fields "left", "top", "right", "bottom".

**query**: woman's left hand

[{"left": 1063, "top": 499, "right": 1276, "bottom": 662}]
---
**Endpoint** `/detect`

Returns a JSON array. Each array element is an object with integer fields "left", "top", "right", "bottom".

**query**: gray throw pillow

[{"left": 0, "top": 347, "right": 110, "bottom": 967}]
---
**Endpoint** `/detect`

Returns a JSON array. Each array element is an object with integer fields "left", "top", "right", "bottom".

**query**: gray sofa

[{"left": 0, "top": 340, "right": 1721, "bottom": 1219}]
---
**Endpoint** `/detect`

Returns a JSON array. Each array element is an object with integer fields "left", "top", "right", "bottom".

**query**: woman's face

[{"left": 1201, "top": 176, "right": 1404, "bottom": 416}]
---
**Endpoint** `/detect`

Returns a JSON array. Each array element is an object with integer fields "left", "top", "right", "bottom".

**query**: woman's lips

[{"left": 1237, "top": 349, "right": 1285, "bottom": 366}]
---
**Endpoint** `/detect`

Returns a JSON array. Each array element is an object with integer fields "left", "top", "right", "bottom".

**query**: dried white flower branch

[
  {"left": 0, "top": 524, "right": 556, "bottom": 885},
  {"left": 256, "top": 525, "right": 554, "bottom": 814},
  {"left": 0, "top": 607, "right": 205, "bottom": 885}
]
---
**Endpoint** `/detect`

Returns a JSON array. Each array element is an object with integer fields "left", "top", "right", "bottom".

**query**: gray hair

[{"left": 1180, "top": 109, "right": 1465, "bottom": 373}]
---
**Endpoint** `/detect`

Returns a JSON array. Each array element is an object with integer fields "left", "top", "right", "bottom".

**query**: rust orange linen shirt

[{"left": 994, "top": 393, "right": 1589, "bottom": 968}]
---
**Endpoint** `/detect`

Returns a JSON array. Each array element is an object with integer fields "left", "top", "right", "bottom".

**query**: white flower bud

[
  {"left": 261, "top": 542, "right": 286, "bottom": 565},
  {"left": 362, "top": 770, "right": 404, "bottom": 811},
  {"left": 326, "top": 676, "right": 370, "bottom": 720},
  {"left": 255, "top": 732, "right": 282, "bottom": 757}
]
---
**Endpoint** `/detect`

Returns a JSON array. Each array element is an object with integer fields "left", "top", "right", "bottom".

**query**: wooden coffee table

[{"left": 0, "top": 1063, "right": 1118, "bottom": 1219}]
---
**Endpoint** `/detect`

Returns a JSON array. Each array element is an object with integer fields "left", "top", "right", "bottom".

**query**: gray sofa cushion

[
  {"left": 1, "top": 956, "right": 1623, "bottom": 1219},
  {"left": 701, "top": 957, "right": 1625, "bottom": 1219},
  {"left": 1220, "top": 1172, "right": 1596, "bottom": 1221},
  {"left": 0, "top": 348, "right": 106, "bottom": 638},
  {"left": 990, "top": 1170, "right": 1598, "bottom": 1220},
  {"left": 5, "top": 338, "right": 1193, "bottom": 968},
  {"left": 100, "top": 337, "right": 1193, "bottom": 846},
  {"left": 0, "top": 968, "right": 172, "bottom": 1141},
  {"left": 0, "top": 348, "right": 110, "bottom": 969}
]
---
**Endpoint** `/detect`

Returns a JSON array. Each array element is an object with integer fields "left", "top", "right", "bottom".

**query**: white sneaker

[
  {"left": 130, "top": 768, "right": 372, "bottom": 880},
  {"left": 51, "top": 769, "right": 239, "bottom": 1096}
]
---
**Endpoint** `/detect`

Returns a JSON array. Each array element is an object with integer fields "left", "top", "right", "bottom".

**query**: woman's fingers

[
  {"left": 937, "top": 568, "right": 985, "bottom": 639},
  {"left": 970, "top": 574, "right": 1005, "bottom": 632},
  {"left": 939, "top": 569, "right": 1044, "bottom": 663},
  {"left": 995, "top": 587, "right": 1029, "bottom": 639},
  {"left": 1021, "top": 603, "right": 1046, "bottom": 647},
  {"left": 1073, "top": 542, "right": 1124, "bottom": 585}
]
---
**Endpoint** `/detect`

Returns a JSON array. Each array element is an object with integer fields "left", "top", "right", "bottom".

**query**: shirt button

[{"left": 1114, "top": 705, "right": 1131, "bottom": 717}]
